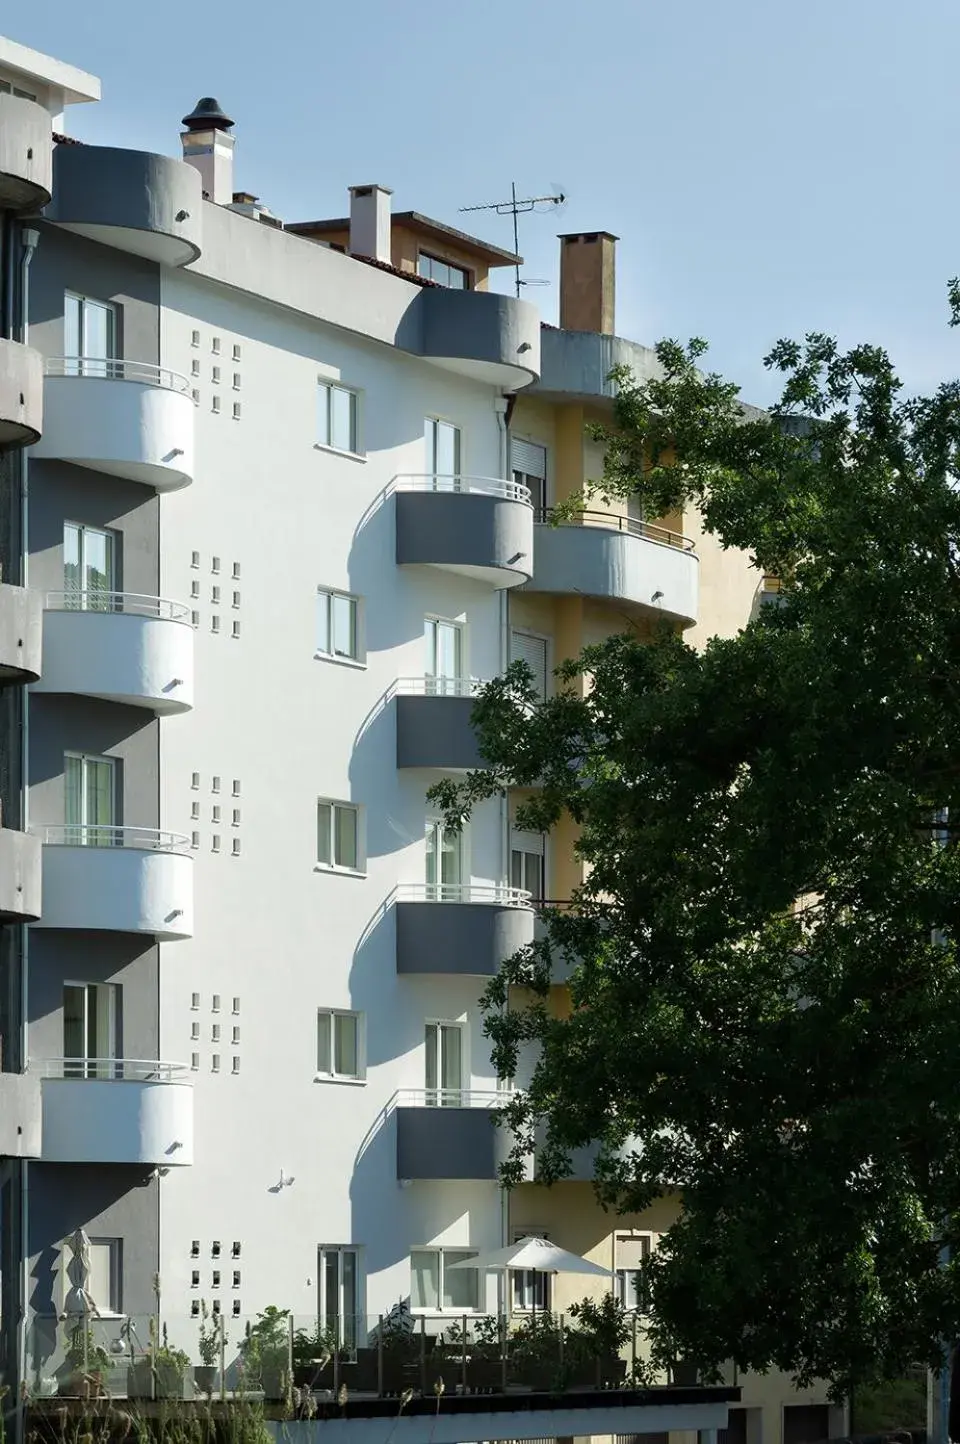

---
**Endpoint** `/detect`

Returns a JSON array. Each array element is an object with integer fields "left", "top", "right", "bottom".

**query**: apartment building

[{"left": 0, "top": 31, "right": 839, "bottom": 1444}]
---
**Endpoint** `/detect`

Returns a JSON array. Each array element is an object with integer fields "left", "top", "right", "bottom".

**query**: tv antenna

[{"left": 460, "top": 182, "right": 566, "bottom": 297}]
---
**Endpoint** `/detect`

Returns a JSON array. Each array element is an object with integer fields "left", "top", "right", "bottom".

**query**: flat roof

[
  {"left": 286, "top": 209, "right": 521, "bottom": 267},
  {"left": 0, "top": 34, "right": 100, "bottom": 105}
]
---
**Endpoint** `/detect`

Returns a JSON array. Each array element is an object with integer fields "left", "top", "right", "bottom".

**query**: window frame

[
  {"left": 425, "top": 816, "right": 467, "bottom": 897},
  {"left": 316, "top": 587, "right": 363, "bottom": 666},
  {"left": 510, "top": 1227, "right": 552, "bottom": 1313},
  {"left": 64, "top": 291, "right": 120, "bottom": 376},
  {"left": 318, "top": 1245, "right": 362, "bottom": 1346},
  {"left": 316, "top": 379, "right": 362, "bottom": 458},
  {"left": 64, "top": 751, "right": 119, "bottom": 846},
  {"left": 63, "top": 520, "right": 120, "bottom": 608},
  {"left": 510, "top": 627, "right": 551, "bottom": 702},
  {"left": 424, "top": 1018, "right": 466, "bottom": 1106},
  {"left": 62, "top": 981, "right": 120, "bottom": 1078},
  {"left": 423, "top": 615, "right": 466, "bottom": 690},
  {"left": 316, "top": 1008, "right": 364, "bottom": 1083},
  {"left": 614, "top": 1233, "right": 654, "bottom": 1314},
  {"left": 417, "top": 253, "right": 472, "bottom": 291},
  {"left": 424, "top": 416, "right": 462, "bottom": 487},
  {"left": 510, "top": 831, "right": 546, "bottom": 903},
  {"left": 316, "top": 798, "right": 364, "bottom": 875},
  {"left": 409, "top": 1246, "right": 480, "bottom": 1313},
  {"left": 61, "top": 1235, "right": 123, "bottom": 1316}
]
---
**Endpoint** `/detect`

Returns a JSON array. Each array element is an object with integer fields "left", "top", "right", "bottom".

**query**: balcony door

[
  {"left": 425, "top": 418, "right": 461, "bottom": 491},
  {"left": 63, "top": 983, "right": 118, "bottom": 1079},
  {"left": 511, "top": 438, "right": 547, "bottom": 517},
  {"left": 318, "top": 1246, "right": 360, "bottom": 1349},
  {"left": 64, "top": 752, "right": 117, "bottom": 847},
  {"left": 425, "top": 1022, "right": 463, "bottom": 1107},
  {"left": 424, "top": 618, "right": 463, "bottom": 695},
  {"left": 64, "top": 292, "right": 119, "bottom": 378},
  {"left": 510, "top": 629, "right": 549, "bottom": 701},
  {"left": 64, "top": 523, "right": 118, "bottom": 610},
  {"left": 425, "top": 819, "right": 463, "bottom": 899},
  {"left": 511, "top": 830, "right": 545, "bottom": 902}
]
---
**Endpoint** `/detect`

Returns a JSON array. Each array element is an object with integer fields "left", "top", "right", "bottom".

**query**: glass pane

[
  {"left": 63, "top": 524, "right": 81, "bottom": 600},
  {"left": 64, "top": 755, "right": 82, "bottom": 829},
  {"left": 63, "top": 984, "right": 85, "bottom": 1065},
  {"left": 334, "top": 806, "right": 357, "bottom": 870},
  {"left": 448, "top": 265, "right": 466, "bottom": 291},
  {"left": 411, "top": 1251, "right": 439, "bottom": 1310},
  {"left": 424, "top": 1023, "right": 438, "bottom": 1095},
  {"left": 323, "top": 1250, "right": 339, "bottom": 1323},
  {"left": 443, "top": 1251, "right": 478, "bottom": 1309},
  {"left": 317, "top": 1014, "right": 332, "bottom": 1073},
  {"left": 436, "top": 422, "right": 459, "bottom": 480},
  {"left": 425, "top": 822, "right": 439, "bottom": 891},
  {"left": 335, "top": 1013, "right": 358, "bottom": 1077},
  {"left": 440, "top": 828, "right": 461, "bottom": 887},
  {"left": 86, "top": 758, "right": 115, "bottom": 846},
  {"left": 87, "top": 1241, "right": 115, "bottom": 1312},
  {"left": 82, "top": 300, "right": 114, "bottom": 373},
  {"left": 84, "top": 529, "right": 113, "bottom": 607},
  {"left": 331, "top": 595, "right": 355, "bottom": 658},
  {"left": 436, "top": 623, "right": 460, "bottom": 682},
  {"left": 342, "top": 1250, "right": 357, "bottom": 1324},
  {"left": 417, "top": 255, "right": 432, "bottom": 281},
  {"left": 317, "top": 385, "right": 331, "bottom": 447},
  {"left": 316, "top": 592, "right": 331, "bottom": 653},
  {"left": 317, "top": 804, "right": 332, "bottom": 865},
  {"left": 424, "top": 619, "right": 437, "bottom": 678},
  {"left": 510, "top": 849, "right": 523, "bottom": 891},
  {"left": 64, "top": 295, "right": 80, "bottom": 367},
  {"left": 331, "top": 387, "right": 355, "bottom": 452},
  {"left": 91, "top": 984, "right": 115, "bottom": 1062},
  {"left": 440, "top": 1024, "right": 461, "bottom": 1100}
]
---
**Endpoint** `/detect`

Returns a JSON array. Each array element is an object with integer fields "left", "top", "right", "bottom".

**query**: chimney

[
  {"left": 349, "top": 184, "right": 392, "bottom": 265},
  {"left": 181, "top": 97, "right": 235, "bottom": 205},
  {"left": 558, "top": 231, "right": 618, "bottom": 335}
]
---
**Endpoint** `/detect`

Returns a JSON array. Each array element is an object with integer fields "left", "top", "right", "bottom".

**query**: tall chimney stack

[
  {"left": 558, "top": 231, "right": 618, "bottom": 335},
  {"left": 181, "top": 97, "right": 235, "bottom": 205},
  {"left": 349, "top": 184, "right": 393, "bottom": 266}
]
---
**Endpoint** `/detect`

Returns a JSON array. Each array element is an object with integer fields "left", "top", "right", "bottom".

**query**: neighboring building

[{"left": 0, "top": 32, "right": 835, "bottom": 1444}]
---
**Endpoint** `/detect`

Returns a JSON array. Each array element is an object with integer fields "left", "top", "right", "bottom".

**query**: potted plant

[
  {"left": 196, "top": 1300, "right": 226, "bottom": 1395},
  {"left": 507, "top": 1311, "right": 567, "bottom": 1391},
  {"left": 568, "top": 1293, "right": 630, "bottom": 1387},
  {"left": 373, "top": 1302, "right": 418, "bottom": 1392},
  {"left": 292, "top": 1321, "right": 336, "bottom": 1390},
  {"left": 154, "top": 1323, "right": 192, "bottom": 1400},
  {"left": 239, "top": 1306, "right": 290, "bottom": 1399},
  {"left": 60, "top": 1321, "right": 111, "bottom": 1398}
]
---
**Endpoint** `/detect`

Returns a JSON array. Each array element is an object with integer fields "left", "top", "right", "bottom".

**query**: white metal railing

[
  {"left": 32, "top": 1058, "right": 190, "bottom": 1082},
  {"left": 396, "top": 1088, "right": 504, "bottom": 1109},
  {"left": 45, "top": 590, "right": 191, "bottom": 622},
  {"left": 536, "top": 506, "right": 695, "bottom": 552},
  {"left": 45, "top": 357, "right": 191, "bottom": 395},
  {"left": 396, "top": 882, "right": 532, "bottom": 907},
  {"left": 37, "top": 824, "right": 191, "bottom": 853},
  {"left": 396, "top": 676, "right": 488, "bottom": 698},
  {"left": 393, "top": 474, "right": 532, "bottom": 505}
]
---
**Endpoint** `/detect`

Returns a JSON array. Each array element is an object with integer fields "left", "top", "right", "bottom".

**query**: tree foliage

[{"left": 429, "top": 330, "right": 960, "bottom": 1395}]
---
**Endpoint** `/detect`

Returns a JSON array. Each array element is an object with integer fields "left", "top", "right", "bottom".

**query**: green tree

[{"left": 430, "top": 328, "right": 960, "bottom": 1397}]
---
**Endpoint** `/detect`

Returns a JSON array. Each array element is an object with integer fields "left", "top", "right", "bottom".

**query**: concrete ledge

[
  {"left": 396, "top": 1105, "right": 511, "bottom": 1180},
  {"left": 47, "top": 144, "right": 202, "bottom": 266},
  {"left": 396, "top": 491, "right": 534, "bottom": 589},
  {"left": 397, "top": 898, "right": 534, "bottom": 976},
  {"left": 528, "top": 521, "right": 699, "bottom": 625},
  {"left": 396, "top": 694, "right": 483, "bottom": 770},
  {"left": 416, "top": 287, "right": 540, "bottom": 388},
  {"left": 0, "top": 94, "right": 52, "bottom": 210}
]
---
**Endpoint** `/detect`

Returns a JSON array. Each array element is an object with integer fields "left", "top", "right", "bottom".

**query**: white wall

[{"left": 157, "top": 266, "right": 511, "bottom": 1324}]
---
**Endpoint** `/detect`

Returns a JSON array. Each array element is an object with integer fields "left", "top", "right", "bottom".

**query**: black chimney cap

[{"left": 181, "top": 97, "right": 234, "bottom": 132}]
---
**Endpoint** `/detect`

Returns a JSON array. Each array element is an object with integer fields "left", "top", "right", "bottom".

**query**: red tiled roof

[{"left": 52, "top": 132, "right": 82, "bottom": 146}]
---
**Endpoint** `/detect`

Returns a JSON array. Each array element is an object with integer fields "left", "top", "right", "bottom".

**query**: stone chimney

[
  {"left": 558, "top": 231, "right": 618, "bottom": 335},
  {"left": 349, "top": 184, "right": 392, "bottom": 265},
  {"left": 181, "top": 97, "right": 235, "bottom": 205}
]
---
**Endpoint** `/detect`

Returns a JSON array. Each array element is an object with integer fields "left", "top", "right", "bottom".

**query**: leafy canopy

[{"left": 430, "top": 328, "right": 960, "bottom": 1394}]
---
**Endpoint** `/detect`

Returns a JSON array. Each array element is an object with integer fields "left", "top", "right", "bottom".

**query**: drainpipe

[{"left": 494, "top": 393, "right": 511, "bottom": 1269}]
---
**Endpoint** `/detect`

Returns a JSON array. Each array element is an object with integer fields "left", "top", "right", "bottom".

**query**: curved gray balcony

[
  {"left": 0, "top": 583, "right": 42, "bottom": 684},
  {"left": 396, "top": 1091, "right": 513, "bottom": 1180},
  {"left": 0, "top": 339, "right": 42, "bottom": 449},
  {"left": 395, "top": 677, "right": 485, "bottom": 770},
  {"left": 46, "top": 143, "right": 202, "bottom": 266},
  {"left": 528, "top": 512, "right": 699, "bottom": 626},
  {"left": 396, "top": 883, "right": 534, "bottom": 976},
  {"left": 395, "top": 476, "right": 534, "bottom": 590},
  {"left": 0, "top": 828, "right": 41, "bottom": 922},
  {"left": 0, "top": 94, "right": 52, "bottom": 210},
  {"left": 415, "top": 286, "right": 540, "bottom": 388}
]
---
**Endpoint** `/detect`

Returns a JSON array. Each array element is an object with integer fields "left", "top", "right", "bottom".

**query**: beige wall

[{"left": 682, "top": 503, "right": 761, "bottom": 647}]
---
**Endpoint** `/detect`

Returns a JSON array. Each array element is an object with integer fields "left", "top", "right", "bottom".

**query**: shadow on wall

[{"left": 347, "top": 488, "right": 423, "bottom": 656}]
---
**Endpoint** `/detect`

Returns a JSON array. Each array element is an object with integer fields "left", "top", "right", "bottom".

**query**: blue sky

[{"left": 13, "top": 0, "right": 960, "bottom": 404}]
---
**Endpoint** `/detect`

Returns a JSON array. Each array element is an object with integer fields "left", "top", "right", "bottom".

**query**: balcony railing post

[{"left": 461, "top": 1312, "right": 467, "bottom": 1391}]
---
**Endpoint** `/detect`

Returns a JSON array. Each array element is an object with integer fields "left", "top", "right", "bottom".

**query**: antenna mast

[{"left": 460, "top": 182, "right": 566, "bottom": 297}]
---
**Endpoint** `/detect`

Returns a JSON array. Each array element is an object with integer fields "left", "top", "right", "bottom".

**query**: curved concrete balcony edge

[
  {"left": 396, "top": 884, "right": 534, "bottom": 976},
  {"left": 395, "top": 477, "right": 534, "bottom": 590},
  {"left": 0, "top": 94, "right": 52, "bottom": 211},
  {"left": 396, "top": 1092, "right": 513, "bottom": 1180},
  {"left": 32, "top": 828, "right": 193, "bottom": 940},
  {"left": 0, "top": 582, "right": 42, "bottom": 683},
  {"left": 395, "top": 679, "right": 485, "bottom": 770},
  {"left": 527, "top": 517, "right": 700, "bottom": 625},
  {"left": 0, "top": 339, "right": 43, "bottom": 449},
  {"left": 38, "top": 1061, "right": 194, "bottom": 1166},
  {"left": 33, "top": 594, "right": 194, "bottom": 714},
  {"left": 32, "top": 362, "right": 195, "bottom": 491},
  {"left": 47, "top": 143, "right": 202, "bottom": 266},
  {"left": 406, "top": 286, "right": 540, "bottom": 390},
  {"left": 0, "top": 828, "right": 41, "bottom": 922}
]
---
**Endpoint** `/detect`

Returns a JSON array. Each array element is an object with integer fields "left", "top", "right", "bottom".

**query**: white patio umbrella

[
  {"left": 62, "top": 1228, "right": 101, "bottom": 1318},
  {"left": 447, "top": 1235, "right": 611, "bottom": 1316}
]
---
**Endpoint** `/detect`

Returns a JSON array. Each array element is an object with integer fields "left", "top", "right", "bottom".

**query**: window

[
  {"left": 424, "top": 618, "right": 463, "bottom": 693},
  {"left": 511, "top": 831, "right": 545, "bottom": 902},
  {"left": 425, "top": 819, "right": 463, "bottom": 898},
  {"left": 317, "top": 800, "right": 361, "bottom": 872},
  {"left": 317, "top": 1010, "right": 362, "bottom": 1080},
  {"left": 424, "top": 1021, "right": 463, "bottom": 1106},
  {"left": 615, "top": 1235, "right": 652, "bottom": 1313},
  {"left": 63, "top": 1237, "right": 122, "bottom": 1314},
  {"left": 424, "top": 418, "right": 461, "bottom": 489},
  {"left": 510, "top": 630, "right": 549, "bottom": 701},
  {"left": 410, "top": 1248, "right": 478, "bottom": 1311},
  {"left": 0, "top": 80, "right": 38, "bottom": 101},
  {"left": 511, "top": 439, "right": 548, "bottom": 517},
  {"left": 418, "top": 254, "right": 470, "bottom": 290},
  {"left": 63, "top": 983, "right": 118, "bottom": 1077},
  {"left": 63, "top": 523, "right": 118, "bottom": 609},
  {"left": 64, "top": 752, "right": 117, "bottom": 846},
  {"left": 317, "top": 381, "right": 359, "bottom": 454},
  {"left": 64, "top": 293, "right": 118, "bottom": 376},
  {"left": 317, "top": 588, "right": 360, "bottom": 662},
  {"left": 510, "top": 1229, "right": 551, "bottom": 1312},
  {"left": 319, "top": 1246, "right": 360, "bottom": 1346}
]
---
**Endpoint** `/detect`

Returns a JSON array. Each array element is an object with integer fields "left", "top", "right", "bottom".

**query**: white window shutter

[
  {"left": 511, "top": 630, "right": 548, "bottom": 699},
  {"left": 511, "top": 439, "right": 547, "bottom": 478}
]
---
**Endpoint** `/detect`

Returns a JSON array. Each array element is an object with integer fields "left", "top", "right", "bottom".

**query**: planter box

[
  {"left": 194, "top": 1365, "right": 219, "bottom": 1395},
  {"left": 127, "top": 1362, "right": 154, "bottom": 1399}
]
